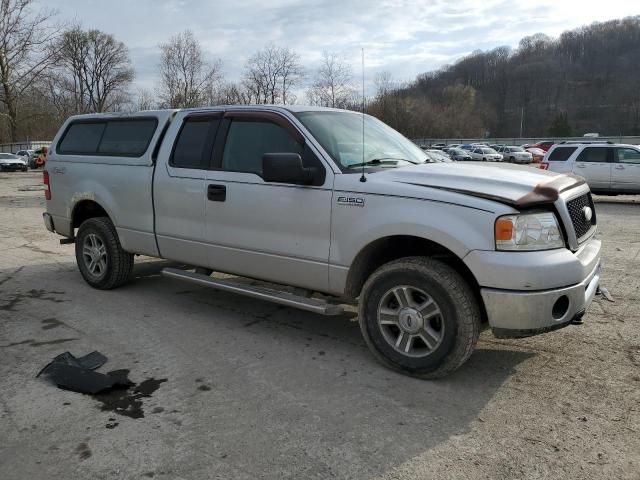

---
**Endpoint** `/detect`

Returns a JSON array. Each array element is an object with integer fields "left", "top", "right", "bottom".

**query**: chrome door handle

[
  {"left": 576, "top": 164, "right": 586, "bottom": 168},
  {"left": 615, "top": 165, "right": 625, "bottom": 170}
]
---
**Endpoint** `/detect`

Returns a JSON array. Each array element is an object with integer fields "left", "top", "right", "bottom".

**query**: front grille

[{"left": 566, "top": 193, "right": 596, "bottom": 241}]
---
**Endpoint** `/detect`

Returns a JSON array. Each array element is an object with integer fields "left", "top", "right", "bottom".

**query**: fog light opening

[{"left": 552, "top": 295, "right": 570, "bottom": 320}]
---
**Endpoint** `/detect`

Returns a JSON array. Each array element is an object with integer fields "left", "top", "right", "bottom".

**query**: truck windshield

[{"left": 295, "top": 111, "right": 428, "bottom": 170}]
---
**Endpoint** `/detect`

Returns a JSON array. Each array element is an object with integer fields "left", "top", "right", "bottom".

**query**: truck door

[
  {"left": 572, "top": 146, "right": 612, "bottom": 191},
  {"left": 204, "top": 111, "right": 333, "bottom": 292},
  {"left": 612, "top": 147, "right": 640, "bottom": 193},
  {"left": 154, "top": 112, "right": 221, "bottom": 266}
]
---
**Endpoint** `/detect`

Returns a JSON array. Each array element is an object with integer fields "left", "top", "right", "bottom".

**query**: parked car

[
  {"left": 460, "top": 144, "right": 475, "bottom": 151},
  {"left": 526, "top": 147, "right": 546, "bottom": 163},
  {"left": 528, "top": 141, "right": 555, "bottom": 152},
  {"left": 448, "top": 148, "right": 473, "bottom": 161},
  {"left": 469, "top": 147, "right": 503, "bottom": 162},
  {"left": 15, "top": 149, "right": 36, "bottom": 168},
  {"left": 43, "top": 106, "right": 601, "bottom": 379},
  {"left": 541, "top": 141, "right": 640, "bottom": 194},
  {"left": 500, "top": 146, "right": 533, "bottom": 164},
  {"left": 424, "top": 149, "right": 453, "bottom": 162},
  {"left": 0, "top": 153, "right": 28, "bottom": 172},
  {"left": 430, "top": 143, "right": 447, "bottom": 150}
]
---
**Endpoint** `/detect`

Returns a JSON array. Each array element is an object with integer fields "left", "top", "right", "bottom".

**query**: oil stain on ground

[
  {"left": 0, "top": 289, "right": 66, "bottom": 312},
  {"left": 41, "top": 318, "right": 64, "bottom": 330},
  {"left": 94, "top": 377, "right": 167, "bottom": 419},
  {"left": 76, "top": 442, "right": 92, "bottom": 460}
]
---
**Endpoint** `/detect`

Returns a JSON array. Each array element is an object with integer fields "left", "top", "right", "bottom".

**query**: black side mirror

[{"left": 262, "top": 153, "right": 316, "bottom": 185}]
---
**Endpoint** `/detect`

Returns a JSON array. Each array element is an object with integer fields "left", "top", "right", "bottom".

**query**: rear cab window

[
  {"left": 57, "top": 118, "right": 158, "bottom": 157},
  {"left": 170, "top": 116, "right": 220, "bottom": 169}
]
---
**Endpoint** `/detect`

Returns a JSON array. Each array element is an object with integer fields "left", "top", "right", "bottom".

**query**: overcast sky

[{"left": 35, "top": 0, "right": 639, "bottom": 96}]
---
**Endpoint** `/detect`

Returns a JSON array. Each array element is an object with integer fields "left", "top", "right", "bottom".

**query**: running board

[{"left": 162, "top": 268, "right": 344, "bottom": 316}]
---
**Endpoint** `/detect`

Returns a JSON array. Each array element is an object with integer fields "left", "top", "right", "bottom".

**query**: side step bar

[{"left": 162, "top": 268, "right": 344, "bottom": 316}]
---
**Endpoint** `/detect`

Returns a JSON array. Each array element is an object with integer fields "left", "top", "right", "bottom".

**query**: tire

[
  {"left": 482, "top": 157, "right": 486, "bottom": 161},
  {"left": 358, "top": 257, "right": 480, "bottom": 379},
  {"left": 509, "top": 156, "right": 515, "bottom": 163},
  {"left": 75, "top": 217, "right": 134, "bottom": 289}
]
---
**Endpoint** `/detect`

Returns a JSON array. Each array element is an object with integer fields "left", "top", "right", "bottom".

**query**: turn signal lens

[{"left": 495, "top": 218, "right": 513, "bottom": 241}]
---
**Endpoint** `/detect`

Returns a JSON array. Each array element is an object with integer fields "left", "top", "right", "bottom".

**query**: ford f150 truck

[{"left": 43, "top": 106, "right": 602, "bottom": 378}]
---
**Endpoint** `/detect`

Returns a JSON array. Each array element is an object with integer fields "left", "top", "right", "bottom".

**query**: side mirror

[{"left": 262, "top": 153, "right": 316, "bottom": 185}]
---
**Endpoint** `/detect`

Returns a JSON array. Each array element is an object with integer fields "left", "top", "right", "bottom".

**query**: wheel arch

[
  {"left": 71, "top": 199, "right": 112, "bottom": 230},
  {"left": 344, "top": 235, "right": 487, "bottom": 322}
]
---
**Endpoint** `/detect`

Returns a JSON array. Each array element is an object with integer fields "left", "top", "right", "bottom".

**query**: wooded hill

[{"left": 367, "top": 16, "right": 640, "bottom": 139}]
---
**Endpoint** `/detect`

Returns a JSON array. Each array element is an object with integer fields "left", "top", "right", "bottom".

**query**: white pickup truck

[{"left": 43, "top": 106, "right": 601, "bottom": 378}]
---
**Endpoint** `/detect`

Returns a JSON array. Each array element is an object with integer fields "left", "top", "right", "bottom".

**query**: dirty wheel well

[
  {"left": 344, "top": 235, "right": 486, "bottom": 322},
  {"left": 72, "top": 200, "right": 109, "bottom": 229}
]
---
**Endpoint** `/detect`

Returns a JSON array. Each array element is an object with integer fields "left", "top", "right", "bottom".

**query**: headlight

[{"left": 495, "top": 212, "right": 564, "bottom": 251}]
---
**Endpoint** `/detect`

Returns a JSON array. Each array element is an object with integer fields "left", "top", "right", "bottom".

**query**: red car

[{"left": 522, "top": 141, "right": 554, "bottom": 152}]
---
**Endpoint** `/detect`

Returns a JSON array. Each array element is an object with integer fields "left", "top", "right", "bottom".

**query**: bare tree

[
  {"left": 158, "top": 30, "right": 222, "bottom": 108},
  {"left": 0, "top": 0, "right": 58, "bottom": 141},
  {"left": 135, "top": 88, "right": 156, "bottom": 110},
  {"left": 308, "top": 51, "right": 354, "bottom": 108},
  {"left": 243, "top": 44, "right": 303, "bottom": 104},
  {"left": 52, "top": 27, "right": 134, "bottom": 114}
]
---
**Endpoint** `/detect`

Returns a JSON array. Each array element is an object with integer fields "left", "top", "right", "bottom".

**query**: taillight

[
  {"left": 43, "top": 170, "right": 51, "bottom": 200},
  {"left": 539, "top": 162, "right": 549, "bottom": 170}
]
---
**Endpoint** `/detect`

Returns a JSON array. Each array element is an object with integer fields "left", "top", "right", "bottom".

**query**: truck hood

[{"left": 376, "top": 161, "right": 584, "bottom": 208}]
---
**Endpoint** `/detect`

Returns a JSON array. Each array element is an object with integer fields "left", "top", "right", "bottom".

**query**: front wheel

[
  {"left": 75, "top": 217, "right": 134, "bottom": 289},
  {"left": 358, "top": 257, "right": 480, "bottom": 379}
]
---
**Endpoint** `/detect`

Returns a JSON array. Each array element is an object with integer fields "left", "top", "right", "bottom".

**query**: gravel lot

[{"left": 1, "top": 171, "right": 638, "bottom": 480}]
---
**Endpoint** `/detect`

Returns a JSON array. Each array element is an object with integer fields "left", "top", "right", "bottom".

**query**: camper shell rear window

[{"left": 57, "top": 118, "right": 158, "bottom": 157}]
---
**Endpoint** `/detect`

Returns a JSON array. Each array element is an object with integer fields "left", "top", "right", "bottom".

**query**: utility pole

[{"left": 519, "top": 107, "right": 524, "bottom": 138}]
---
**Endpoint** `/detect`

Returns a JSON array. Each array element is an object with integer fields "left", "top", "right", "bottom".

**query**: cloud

[{"left": 36, "top": 0, "right": 639, "bottom": 97}]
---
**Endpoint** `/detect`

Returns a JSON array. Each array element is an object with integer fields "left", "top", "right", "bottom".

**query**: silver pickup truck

[{"left": 43, "top": 106, "right": 601, "bottom": 378}]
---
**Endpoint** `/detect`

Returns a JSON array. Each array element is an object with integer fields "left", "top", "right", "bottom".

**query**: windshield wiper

[{"left": 346, "top": 157, "right": 420, "bottom": 168}]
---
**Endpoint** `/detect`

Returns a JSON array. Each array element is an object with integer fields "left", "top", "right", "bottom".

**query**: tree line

[
  {"left": 2, "top": 0, "right": 639, "bottom": 144},
  {"left": 368, "top": 16, "right": 640, "bottom": 139}
]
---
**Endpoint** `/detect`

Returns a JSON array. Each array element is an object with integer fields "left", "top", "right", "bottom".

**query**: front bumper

[{"left": 482, "top": 261, "right": 601, "bottom": 338}]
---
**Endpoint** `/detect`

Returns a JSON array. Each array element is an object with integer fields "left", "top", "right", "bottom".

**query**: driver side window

[
  {"left": 616, "top": 148, "right": 640, "bottom": 165},
  {"left": 222, "top": 120, "right": 303, "bottom": 175}
]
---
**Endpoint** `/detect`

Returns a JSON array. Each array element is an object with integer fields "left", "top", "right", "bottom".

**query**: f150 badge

[{"left": 337, "top": 196, "right": 365, "bottom": 207}]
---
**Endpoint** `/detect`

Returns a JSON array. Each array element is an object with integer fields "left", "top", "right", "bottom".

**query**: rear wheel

[
  {"left": 75, "top": 217, "right": 134, "bottom": 289},
  {"left": 358, "top": 257, "right": 480, "bottom": 379}
]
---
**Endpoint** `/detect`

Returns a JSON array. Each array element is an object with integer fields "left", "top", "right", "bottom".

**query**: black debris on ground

[{"left": 37, "top": 351, "right": 167, "bottom": 418}]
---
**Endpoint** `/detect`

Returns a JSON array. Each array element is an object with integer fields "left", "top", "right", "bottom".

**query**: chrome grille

[{"left": 566, "top": 193, "right": 596, "bottom": 241}]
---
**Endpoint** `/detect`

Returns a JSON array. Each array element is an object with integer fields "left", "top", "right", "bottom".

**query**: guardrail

[
  {"left": 0, "top": 141, "right": 51, "bottom": 153},
  {"left": 413, "top": 136, "right": 640, "bottom": 146}
]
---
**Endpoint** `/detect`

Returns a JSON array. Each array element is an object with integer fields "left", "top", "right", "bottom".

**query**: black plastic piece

[
  {"left": 262, "top": 153, "right": 316, "bottom": 185},
  {"left": 37, "top": 351, "right": 133, "bottom": 395},
  {"left": 59, "top": 237, "right": 76, "bottom": 244}
]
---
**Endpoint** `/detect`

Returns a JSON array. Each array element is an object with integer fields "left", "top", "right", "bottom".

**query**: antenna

[{"left": 360, "top": 47, "right": 366, "bottom": 183}]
